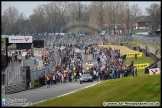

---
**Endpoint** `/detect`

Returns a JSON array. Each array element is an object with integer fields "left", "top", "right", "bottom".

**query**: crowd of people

[
  {"left": 37, "top": 42, "right": 138, "bottom": 88},
  {"left": 1, "top": 50, "right": 23, "bottom": 71}
]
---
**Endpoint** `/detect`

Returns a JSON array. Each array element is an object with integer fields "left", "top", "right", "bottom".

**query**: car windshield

[{"left": 82, "top": 74, "right": 91, "bottom": 77}]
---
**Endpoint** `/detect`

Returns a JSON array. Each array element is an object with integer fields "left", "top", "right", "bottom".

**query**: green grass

[
  {"left": 30, "top": 56, "right": 160, "bottom": 107},
  {"left": 125, "top": 56, "right": 154, "bottom": 65},
  {"left": 127, "top": 42, "right": 160, "bottom": 51},
  {"left": 30, "top": 75, "right": 160, "bottom": 107},
  {"left": 124, "top": 56, "right": 154, "bottom": 76}
]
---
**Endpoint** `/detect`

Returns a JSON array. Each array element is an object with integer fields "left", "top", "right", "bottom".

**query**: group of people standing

[{"left": 37, "top": 42, "right": 138, "bottom": 88}]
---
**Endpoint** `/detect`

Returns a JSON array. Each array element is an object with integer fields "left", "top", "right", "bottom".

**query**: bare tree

[
  {"left": 89, "top": 1, "right": 106, "bottom": 33},
  {"left": 59, "top": 2, "right": 70, "bottom": 31},
  {"left": 2, "top": 6, "right": 19, "bottom": 34},
  {"left": 44, "top": 2, "right": 65, "bottom": 33},
  {"left": 146, "top": 3, "right": 161, "bottom": 30},
  {"left": 124, "top": 3, "right": 131, "bottom": 34},
  {"left": 105, "top": 2, "right": 117, "bottom": 34},
  {"left": 66, "top": 2, "right": 77, "bottom": 33},
  {"left": 29, "top": 4, "right": 45, "bottom": 33},
  {"left": 14, "top": 13, "right": 27, "bottom": 34},
  {"left": 75, "top": 2, "right": 84, "bottom": 33},
  {"left": 130, "top": 4, "right": 143, "bottom": 32}
]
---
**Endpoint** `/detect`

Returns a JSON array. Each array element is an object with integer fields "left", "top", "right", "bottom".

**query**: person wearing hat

[
  {"left": 86, "top": 62, "right": 88, "bottom": 67},
  {"left": 73, "top": 71, "right": 77, "bottom": 81},
  {"left": 63, "top": 72, "right": 67, "bottom": 83}
]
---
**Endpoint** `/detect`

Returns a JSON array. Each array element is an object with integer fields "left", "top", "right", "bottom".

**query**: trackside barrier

[{"left": 31, "top": 79, "right": 40, "bottom": 89}]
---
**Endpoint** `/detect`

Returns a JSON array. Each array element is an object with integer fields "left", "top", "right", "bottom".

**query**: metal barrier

[
  {"left": 4, "top": 67, "right": 26, "bottom": 86},
  {"left": 103, "top": 35, "right": 160, "bottom": 45},
  {"left": 2, "top": 55, "right": 56, "bottom": 94},
  {"left": 132, "top": 35, "right": 161, "bottom": 45},
  {"left": 3, "top": 66, "right": 27, "bottom": 94},
  {"left": 30, "top": 59, "right": 56, "bottom": 81}
]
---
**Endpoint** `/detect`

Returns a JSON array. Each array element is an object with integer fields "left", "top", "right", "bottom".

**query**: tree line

[{"left": 1, "top": 1, "right": 161, "bottom": 35}]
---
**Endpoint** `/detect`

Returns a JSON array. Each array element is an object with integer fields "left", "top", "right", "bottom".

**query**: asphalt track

[
  {"left": 2, "top": 47, "right": 100, "bottom": 106},
  {"left": 2, "top": 80, "right": 102, "bottom": 105}
]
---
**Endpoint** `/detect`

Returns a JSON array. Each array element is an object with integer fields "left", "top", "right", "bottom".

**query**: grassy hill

[
  {"left": 30, "top": 54, "right": 160, "bottom": 107},
  {"left": 127, "top": 42, "right": 160, "bottom": 51}
]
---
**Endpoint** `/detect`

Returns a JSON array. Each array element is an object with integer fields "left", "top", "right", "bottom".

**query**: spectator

[
  {"left": 97, "top": 57, "right": 100, "bottom": 65},
  {"left": 134, "top": 67, "right": 137, "bottom": 77},
  {"left": 34, "top": 59, "right": 37, "bottom": 65},
  {"left": 135, "top": 53, "right": 137, "bottom": 60},
  {"left": 27, "top": 79, "right": 31, "bottom": 90},
  {"left": 131, "top": 66, "right": 134, "bottom": 77},
  {"left": 73, "top": 71, "right": 77, "bottom": 81},
  {"left": 93, "top": 69, "right": 96, "bottom": 81},
  {"left": 53, "top": 73, "right": 56, "bottom": 85},
  {"left": 46, "top": 75, "right": 50, "bottom": 88},
  {"left": 63, "top": 72, "right": 67, "bottom": 83}
]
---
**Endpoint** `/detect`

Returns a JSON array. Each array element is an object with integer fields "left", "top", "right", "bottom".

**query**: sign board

[
  {"left": 127, "top": 63, "right": 149, "bottom": 69},
  {"left": 149, "top": 68, "right": 161, "bottom": 75},
  {"left": 121, "top": 52, "right": 143, "bottom": 57},
  {"left": 9, "top": 36, "right": 33, "bottom": 43}
]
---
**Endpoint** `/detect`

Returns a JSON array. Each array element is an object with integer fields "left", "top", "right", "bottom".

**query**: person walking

[
  {"left": 73, "top": 71, "right": 77, "bottom": 81},
  {"left": 53, "top": 73, "right": 56, "bottom": 85},
  {"left": 97, "top": 57, "right": 100, "bottom": 65},
  {"left": 131, "top": 66, "right": 134, "bottom": 77},
  {"left": 135, "top": 53, "right": 137, "bottom": 60},
  {"left": 134, "top": 67, "right": 137, "bottom": 77},
  {"left": 34, "top": 59, "right": 37, "bottom": 65},
  {"left": 96, "top": 71, "right": 99, "bottom": 82},
  {"left": 27, "top": 79, "right": 31, "bottom": 90},
  {"left": 93, "top": 69, "right": 96, "bottom": 81},
  {"left": 63, "top": 72, "right": 67, "bottom": 83},
  {"left": 46, "top": 75, "right": 50, "bottom": 88}
]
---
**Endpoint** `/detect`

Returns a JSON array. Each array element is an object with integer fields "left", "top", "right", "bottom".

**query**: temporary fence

[
  {"left": 30, "top": 59, "right": 56, "bottom": 81},
  {"left": 3, "top": 66, "right": 28, "bottom": 94},
  {"left": 103, "top": 34, "right": 160, "bottom": 45},
  {"left": 4, "top": 66, "right": 27, "bottom": 86}
]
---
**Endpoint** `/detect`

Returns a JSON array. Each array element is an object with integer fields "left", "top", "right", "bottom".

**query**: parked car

[{"left": 80, "top": 73, "right": 93, "bottom": 84}]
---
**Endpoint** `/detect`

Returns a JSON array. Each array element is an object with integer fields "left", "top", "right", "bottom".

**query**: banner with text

[
  {"left": 9, "top": 36, "right": 33, "bottom": 43},
  {"left": 127, "top": 63, "right": 149, "bottom": 69},
  {"left": 121, "top": 52, "right": 143, "bottom": 57}
]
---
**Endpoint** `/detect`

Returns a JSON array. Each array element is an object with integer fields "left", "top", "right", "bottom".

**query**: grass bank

[
  {"left": 30, "top": 56, "right": 160, "bottom": 107},
  {"left": 31, "top": 74, "right": 160, "bottom": 107},
  {"left": 127, "top": 41, "right": 160, "bottom": 51}
]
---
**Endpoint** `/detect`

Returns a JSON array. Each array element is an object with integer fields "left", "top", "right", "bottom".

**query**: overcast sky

[{"left": 1, "top": 1, "right": 161, "bottom": 18}]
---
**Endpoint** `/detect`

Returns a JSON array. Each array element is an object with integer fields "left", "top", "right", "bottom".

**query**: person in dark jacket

[{"left": 97, "top": 57, "right": 100, "bottom": 64}]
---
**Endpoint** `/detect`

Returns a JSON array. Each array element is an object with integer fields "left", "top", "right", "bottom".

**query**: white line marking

[{"left": 31, "top": 81, "right": 102, "bottom": 106}]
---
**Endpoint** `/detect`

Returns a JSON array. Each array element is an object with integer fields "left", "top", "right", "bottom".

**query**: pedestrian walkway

[
  {"left": 8, "top": 60, "right": 22, "bottom": 68},
  {"left": 22, "top": 56, "right": 44, "bottom": 70},
  {"left": 81, "top": 52, "right": 98, "bottom": 70}
]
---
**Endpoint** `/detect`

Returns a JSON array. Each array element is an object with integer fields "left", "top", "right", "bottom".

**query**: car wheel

[
  {"left": 91, "top": 80, "right": 93, "bottom": 83},
  {"left": 80, "top": 81, "right": 83, "bottom": 84}
]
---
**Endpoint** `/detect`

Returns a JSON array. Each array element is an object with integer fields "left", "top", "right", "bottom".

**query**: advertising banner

[
  {"left": 9, "top": 36, "right": 33, "bottom": 43},
  {"left": 134, "top": 63, "right": 149, "bottom": 69},
  {"left": 127, "top": 63, "right": 149, "bottom": 69},
  {"left": 149, "top": 68, "right": 161, "bottom": 75},
  {"left": 121, "top": 52, "right": 143, "bottom": 57}
]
